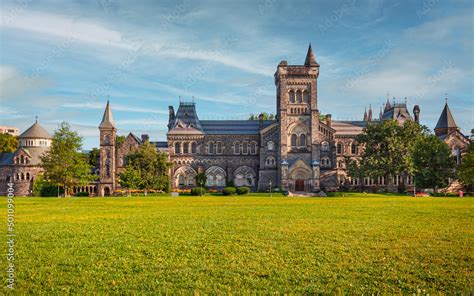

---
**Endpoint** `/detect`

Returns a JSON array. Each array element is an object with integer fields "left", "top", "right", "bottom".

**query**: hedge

[
  {"left": 191, "top": 187, "right": 207, "bottom": 196},
  {"left": 222, "top": 187, "right": 236, "bottom": 196},
  {"left": 236, "top": 186, "right": 250, "bottom": 195}
]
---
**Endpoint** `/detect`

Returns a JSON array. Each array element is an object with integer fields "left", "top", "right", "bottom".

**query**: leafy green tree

[
  {"left": 40, "top": 122, "right": 97, "bottom": 196},
  {"left": 116, "top": 135, "right": 126, "bottom": 146},
  {"left": 344, "top": 156, "right": 366, "bottom": 191},
  {"left": 88, "top": 147, "right": 100, "bottom": 168},
  {"left": 248, "top": 112, "right": 275, "bottom": 120},
  {"left": 119, "top": 166, "right": 142, "bottom": 196},
  {"left": 350, "top": 119, "right": 426, "bottom": 191},
  {"left": 413, "top": 135, "right": 455, "bottom": 192},
  {"left": 122, "top": 141, "right": 172, "bottom": 195},
  {"left": 195, "top": 172, "right": 207, "bottom": 196},
  {"left": 33, "top": 174, "right": 63, "bottom": 197},
  {"left": 458, "top": 144, "right": 474, "bottom": 190},
  {"left": 0, "top": 133, "right": 18, "bottom": 153}
]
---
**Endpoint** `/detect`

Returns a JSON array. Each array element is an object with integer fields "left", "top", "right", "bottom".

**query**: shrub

[
  {"left": 75, "top": 192, "right": 89, "bottom": 197},
  {"left": 222, "top": 187, "right": 236, "bottom": 196},
  {"left": 236, "top": 186, "right": 250, "bottom": 195},
  {"left": 191, "top": 187, "right": 207, "bottom": 196}
]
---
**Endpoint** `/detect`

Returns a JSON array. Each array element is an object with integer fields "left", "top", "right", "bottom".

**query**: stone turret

[{"left": 98, "top": 99, "right": 116, "bottom": 196}]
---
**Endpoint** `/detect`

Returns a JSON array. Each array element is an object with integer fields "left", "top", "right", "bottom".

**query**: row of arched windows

[
  {"left": 289, "top": 89, "right": 310, "bottom": 103},
  {"left": 207, "top": 141, "right": 224, "bottom": 154},
  {"left": 265, "top": 156, "right": 276, "bottom": 167},
  {"left": 290, "top": 107, "right": 309, "bottom": 114},
  {"left": 346, "top": 175, "right": 413, "bottom": 186},
  {"left": 290, "top": 134, "right": 307, "bottom": 148},
  {"left": 16, "top": 172, "right": 31, "bottom": 181},
  {"left": 14, "top": 155, "right": 30, "bottom": 164},
  {"left": 233, "top": 141, "right": 258, "bottom": 155},
  {"left": 174, "top": 142, "right": 198, "bottom": 154}
]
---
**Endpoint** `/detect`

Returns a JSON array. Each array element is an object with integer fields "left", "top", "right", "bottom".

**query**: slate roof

[
  {"left": 0, "top": 147, "right": 48, "bottom": 165},
  {"left": 169, "top": 102, "right": 203, "bottom": 131},
  {"left": 332, "top": 120, "right": 367, "bottom": 136},
  {"left": 304, "top": 43, "right": 318, "bottom": 66},
  {"left": 435, "top": 102, "right": 458, "bottom": 130},
  {"left": 200, "top": 120, "right": 274, "bottom": 135},
  {"left": 19, "top": 121, "right": 52, "bottom": 139},
  {"left": 381, "top": 103, "right": 412, "bottom": 121}
]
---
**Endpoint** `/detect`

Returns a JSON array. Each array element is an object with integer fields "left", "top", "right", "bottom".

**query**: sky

[{"left": 0, "top": 0, "right": 473, "bottom": 150}]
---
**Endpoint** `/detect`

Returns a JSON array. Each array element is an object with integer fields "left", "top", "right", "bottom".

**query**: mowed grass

[{"left": 1, "top": 194, "right": 472, "bottom": 294}]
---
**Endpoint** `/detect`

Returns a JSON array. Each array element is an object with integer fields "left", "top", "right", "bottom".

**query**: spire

[
  {"left": 434, "top": 101, "right": 458, "bottom": 132},
  {"left": 379, "top": 106, "right": 383, "bottom": 120},
  {"left": 363, "top": 107, "right": 368, "bottom": 121},
  {"left": 368, "top": 104, "right": 373, "bottom": 121},
  {"left": 99, "top": 99, "right": 116, "bottom": 129},
  {"left": 304, "top": 43, "right": 317, "bottom": 66},
  {"left": 384, "top": 94, "right": 391, "bottom": 112}
]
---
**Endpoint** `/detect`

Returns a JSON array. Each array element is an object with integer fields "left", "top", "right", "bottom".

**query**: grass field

[{"left": 1, "top": 194, "right": 472, "bottom": 293}]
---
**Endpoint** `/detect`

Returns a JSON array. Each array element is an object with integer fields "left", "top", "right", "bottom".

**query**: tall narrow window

[
  {"left": 296, "top": 91, "right": 303, "bottom": 103},
  {"left": 291, "top": 134, "right": 297, "bottom": 148},
  {"left": 351, "top": 143, "right": 358, "bottom": 154},
  {"left": 336, "top": 143, "right": 343, "bottom": 154},
  {"left": 191, "top": 142, "right": 197, "bottom": 154},
  {"left": 183, "top": 143, "right": 189, "bottom": 154},
  {"left": 208, "top": 142, "right": 215, "bottom": 154},
  {"left": 242, "top": 142, "right": 248, "bottom": 154},
  {"left": 175, "top": 142, "right": 181, "bottom": 154},
  {"left": 303, "top": 91, "right": 309, "bottom": 102},
  {"left": 321, "top": 141, "right": 329, "bottom": 151},
  {"left": 289, "top": 91, "right": 295, "bottom": 103},
  {"left": 233, "top": 142, "right": 240, "bottom": 154},
  {"left": 216, "top": 142, "right": 223, "bottom": 154},
  {"left": 250, "top": 142, "right": 257, "bottom": 154},
  {"left": 300, "top": 134, "right": 306, "bottom": 147}
]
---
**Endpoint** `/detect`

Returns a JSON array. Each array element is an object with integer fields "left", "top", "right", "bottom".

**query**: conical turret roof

[
  {"left": 304, "top": 43, "right": 318, "bottom": 66},
  {"left": 99, "top": 100, "right": 116, "bottom": 129},
  {"left": 19, "top": 120, "right": 52, "bottom": 139},
  {"left": 435, "top": 102, "right": 458, "bottom": 130}
]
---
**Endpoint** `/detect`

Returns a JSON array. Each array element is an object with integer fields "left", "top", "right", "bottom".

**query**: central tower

[{"left": 275, "top": 44, "right": 321, "bottom": 192}]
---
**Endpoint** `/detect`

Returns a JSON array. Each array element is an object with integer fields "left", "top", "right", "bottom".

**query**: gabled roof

[
  {"left": 19, "top": 121, "right": 52, "bottom": 139},
  {"left": 99, "top": 100, "right": 116, "bottom": 129},
  {"left": 435, "top": 102, "right": 458, "bottom": 130}
]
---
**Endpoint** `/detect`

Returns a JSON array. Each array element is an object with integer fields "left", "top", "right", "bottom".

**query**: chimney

[
  {"left": 167, "top": 106, "right": 175, "bottom": 130},
  {"left": 325, "top": 114, "right": 332, "bottom": 126},
  {"left": 141, "top": 134, "right": 149, "bottom": 143},
  {"left": 413, "top": 105, "right": 420, "bottom": 123},
  {"left": 258, "top": 113, "right": 264, "bottom": 129}
]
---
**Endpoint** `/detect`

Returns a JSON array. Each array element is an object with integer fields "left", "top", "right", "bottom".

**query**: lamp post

[{"left": 269, "top": 180, "right": 272, "bottom": 197}]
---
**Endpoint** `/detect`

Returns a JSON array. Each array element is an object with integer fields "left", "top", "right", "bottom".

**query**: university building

[{"left": 0, "top": 46, "right": 471, "bottom": 196}]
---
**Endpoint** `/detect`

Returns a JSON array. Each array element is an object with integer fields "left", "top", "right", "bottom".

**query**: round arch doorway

[
  {"left": 295, "top": 179, "right": 305, "bottom": 192},
  {"left": 103, "top": 187, "right": 110, "bottom": 196}
]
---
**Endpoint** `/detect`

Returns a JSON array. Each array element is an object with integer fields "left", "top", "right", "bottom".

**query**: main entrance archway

[
  {"left": 104, "top": 187, "right": 110, "bottom": 196},
  {"left": 295, "top": 179, "right": 305, "bottom": 191}
]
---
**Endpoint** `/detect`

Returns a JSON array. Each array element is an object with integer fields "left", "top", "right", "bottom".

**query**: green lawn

[{"left": 1, "top": 194, "right": 472, "bottom": 293}]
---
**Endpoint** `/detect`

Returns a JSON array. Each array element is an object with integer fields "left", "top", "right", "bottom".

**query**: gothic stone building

[{"left": 96, "top": 45, "right": 471, "bottom": 195}]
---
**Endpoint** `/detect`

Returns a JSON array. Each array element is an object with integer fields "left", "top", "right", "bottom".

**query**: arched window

[
  {"left": 233, "top": 142, "right": 240, "bottom": 154},
  {"left": 338, "top": 160, "right": 344, "bottom": 168},
  {"left": 191, "top": 142, "right": 197, "bottom": 154},
  {"left": 206, "top": 175, "right": 215, "bottom": 187},
  {"left": 216, "top": 174, "right": 225, "bottom": 186},
  {"left": 21, "top": 173, "right": 25, "bottom": 180},
  {"left": 242, "top": 142, "right": 248, "bottom": 154},
  {"left": 300, "top": 134, "right": 306, "bottom": 147},
  {"left": 216, "top": 142, "right": 223, "bottom": 154},
  {"left": 250, "top": 142, "right": 257, "bottom": 155},
  {"left": 303, "top": 91, "right": 309, "bottom": 102},
  {"left": 20, "top": 155, "right": 24, "bottom": 164},
  {"left": 321, "top": 141, "right": 329, "bottom": 151},
  {"left": 208, "top": 142, "right": 215, "bottom": 154},
  {"left": 296, "top": 91, "right": 303, "bottom": 103},
  {"left": 351, "top": 143, "right": 358, "bottom": 154},
  {"left": 291, "top": 134, "right": 297, "bottom": 148},
  {"left": 266, "top": 156, "right": 276, "bottom": 167},
  {"left": 453, "top": 147, "right": 460, "bottom": 165},
  {"left": 26, "top": 172, "right": 30, "bottom": 180},
  {"left": 104, "top": 135, "right": 110, "bottom": 145},
  {"left": 178, "top": 175, "right": 185, "bottom": 186},
  {"left": 186, "top": 175, "right": 195, "bottom": 186},
  {"left": 183, "top": 143, "right": 189, "bottom": 154},
  {"left": 336, "top": 143, "right": 343, "bottom": 154},
  {"left": 174, "top": 142, "right": 181, "bottom": 154},
  {"left": 321, "top": 157, "right": 331, "bottom": 168},
  {"left": 289, "top": 90, "right": 295, "bottom": 103},
  {"left": 16, "top": 173, "right": 20, "bottom": 180},
  {"left": 267, "top": 141, "right": 274, "bottom": 151}
]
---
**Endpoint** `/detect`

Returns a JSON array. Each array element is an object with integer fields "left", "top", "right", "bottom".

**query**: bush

[
  {"left": 33, "top": 175, "right": 62, "bottom": 197},
  {"left": 236, "top": 186, "right": 250, "bottom": 195},
  {"left": 191, "top": 187, "right": 207, "bottom": 196},
  {"left": 75, "top": 192, "right": 89, "bottom": 197},
  {"left": 222, "top": 187, "right": 236, "bottom": 196}
]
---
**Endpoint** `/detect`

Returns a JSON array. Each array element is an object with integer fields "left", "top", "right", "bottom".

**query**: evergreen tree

[
  {"left": 413, "top": 135, "right": 455, "bottom": 192},
  {"left": 40, "top": 122, "right": 97, "bottom": 196}
]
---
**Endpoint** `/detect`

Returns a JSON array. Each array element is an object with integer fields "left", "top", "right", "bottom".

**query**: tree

[
  {"left": 40, "top": 122, "right": 97, "bottom": 196},
  {"left": 116, "top": 135, "right": 126, "bottom": 146},
  {"left": 458, "top": 144, "right": 474, "bottom": 190},
  {"left": 349, "top": 119, "right": 426, "bottom": 191},
  {"left": 88, "top": 147, "right": 100, "bottom": 169},
  {"left": 118, "top": 166, "right": 142, "bottom": 196},
  {"left": 0, "top": 133, "right": 18, "bottom": 153},
  {"left": 121, "top": 141, "right": 172, "bottom": 195},
  {"left": 195, "top": 172, "right": 207, "bottom": 196},
  {"left": 413, "top": 135, "right": 455, "bottom": 192},
  {"left": 248, "top": 112, "right": 275, "bottom": 120}
]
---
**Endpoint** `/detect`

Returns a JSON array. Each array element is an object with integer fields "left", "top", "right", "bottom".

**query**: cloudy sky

[{"left": 0, "top": 0, "right": 472, "bottom": 149}]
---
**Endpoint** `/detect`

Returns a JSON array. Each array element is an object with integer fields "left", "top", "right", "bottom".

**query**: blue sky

[{"left": 0, "top": 0, "right": 472, "bottom": 150}]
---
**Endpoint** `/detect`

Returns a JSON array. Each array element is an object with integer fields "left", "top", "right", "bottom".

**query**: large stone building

[
  {"left": 96, "top": 45, "right": 471, "bottom": 195},
  {"left": 0, "top": 46, "right": 470, "bottom": 196}
]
